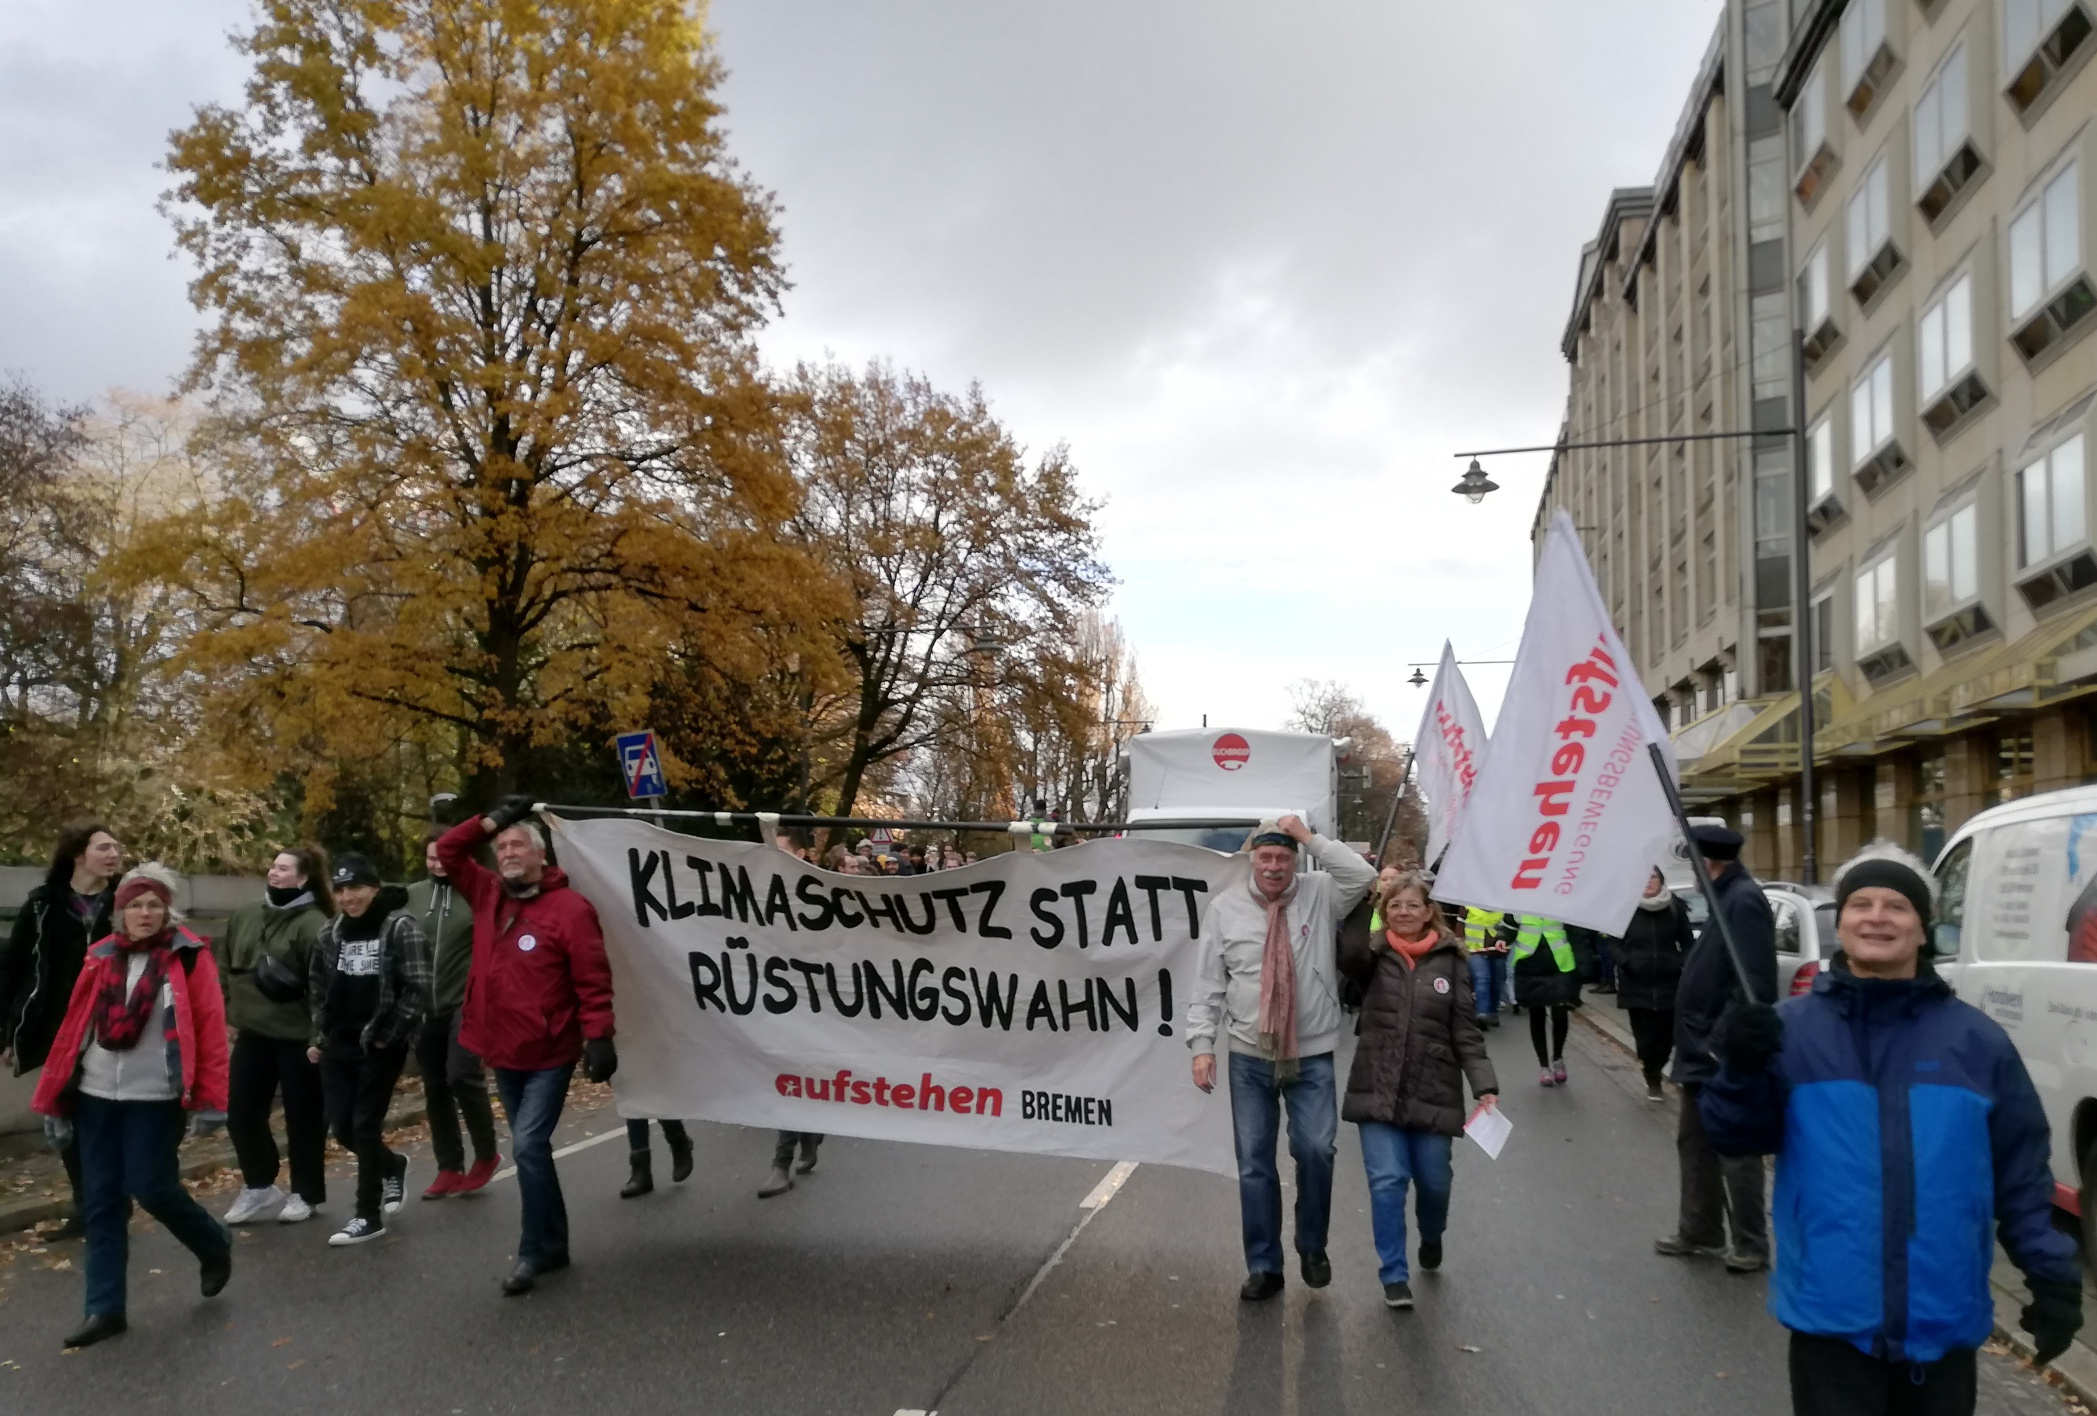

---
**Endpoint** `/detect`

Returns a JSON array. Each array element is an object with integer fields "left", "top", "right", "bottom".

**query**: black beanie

[{"left": 1836, "top": 857, "right": 1934, "bottom": 934}]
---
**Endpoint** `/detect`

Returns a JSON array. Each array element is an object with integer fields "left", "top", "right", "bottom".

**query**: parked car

[
  {"left": 1671, "top": 883, "right": 1833, "bottom": 999},
  {"left": 1932, "top": 784, "right": 2097, "bottom": 1266},
  {"left": 1768, "top": 885, "right": 1837, "bottom": 998}
]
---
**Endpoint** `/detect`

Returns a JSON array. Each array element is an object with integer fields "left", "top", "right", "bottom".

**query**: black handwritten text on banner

[{"left": 546, "top": 817, "right": 1244, "bottom": 1175}]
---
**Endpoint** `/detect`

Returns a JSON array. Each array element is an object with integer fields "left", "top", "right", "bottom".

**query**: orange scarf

[{"left": 1385, "top": 929, "right": 1439, "bottom": 969}]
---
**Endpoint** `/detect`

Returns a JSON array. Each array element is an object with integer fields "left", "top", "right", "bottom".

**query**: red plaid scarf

[{"left": 91, "top": 931, "right": 173, "bottom": 1051}]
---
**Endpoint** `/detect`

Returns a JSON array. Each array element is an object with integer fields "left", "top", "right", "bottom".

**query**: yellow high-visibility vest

[
  {"left": 1513, "top": 914, "right": 1574, "bottom": 972},
  {"left": 1463, "top": 906, "right": 1500, "bottom": 954}
]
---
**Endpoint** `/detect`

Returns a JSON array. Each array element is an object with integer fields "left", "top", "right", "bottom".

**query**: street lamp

[
  {"left": 1406, "top": 657, "right": 1515, "bottom": 688},
  {"left": 1451, "top": 459, "right": 1499, "bottom": 504},
  {"left": 1448, "top": 328, "right": 1819, "bottom": 884}
]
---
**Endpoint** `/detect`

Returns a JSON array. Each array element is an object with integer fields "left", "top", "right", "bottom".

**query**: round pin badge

[
  {"left": 1432, "top": 976, "right": 1451, "bottom": 995},
  {"left": 517, "top": 933, "right": 538, "bottom": 953}
]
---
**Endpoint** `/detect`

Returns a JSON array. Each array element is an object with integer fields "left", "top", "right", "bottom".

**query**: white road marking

[
  {"left": 1080, "top": 1160, "right": 1137, "bottom": 1210},
  {"left": 1005, "top": 1160, "right": 1140, "bottom": 1317},
  {"left": 490, "top": 1124, "right": 626, "bottom": 1184}
]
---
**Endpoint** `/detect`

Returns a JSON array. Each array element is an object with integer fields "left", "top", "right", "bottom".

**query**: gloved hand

[
  {"left": 2023, "top": 1278, "right": 2083, "bottom": 1367},
  {"left": 582, "top": 1036, "right": 618, "bottom": 1085},
  {"left": 189, "top": 1109, "right": 228, "bottom": 1140},
  {"left": 1717, "top": 1002, "right": 1784, "bottom": 1073},
  {"left": 42, "top": 1115, "right": 73, "bottom": 1153},
  {"left": 484, "top": 793, "right": 538, "bottom": 834}
]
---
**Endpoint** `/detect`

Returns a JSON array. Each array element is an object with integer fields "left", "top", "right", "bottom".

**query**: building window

[
  {"left": 1794, "top": 57, "right": 1836, "bottom": 204},
  {"left": 1996, "top": 729, "right": 2037, "bottom": 803},
  {"left": 1912, "top": 750, "right": 1947, "bottom": 860},
  {"left": 1799, "top": 240, "right": 1840, "bottom": 366},
  {"left": 1840, "top": 0, "right": 1895, "bottom": 117},
  {"left": 2021, "top": 433, "right": 2087, "bottom": 567},
  {"left": 2004, "top": 0, "right": 2094, "bottom": 118},
  {"left": 1856, "top": 552, "right": 1899, "bottom": 650},
  {"left": 1918, "top": 273, "right": 1989, "bottom": 438},
  {"left": 1914, "top": 42, "right": 1982, "bottom": 225},
  {"left": 1923, "top": 503, "right": 1993, "bottom": 649},
  {"left": 1811, "top": 590, "right": 1835, "bottom": 675},
  {"left": 1806, "top": 408, "right": 1844, "bottom": 534},
  {"left": 1855, "top": 547, "right": 1911, "bottom": 680},
  {"left": 2016, "top": 432, "right": 2097, "bottom": 610},
  {"left": 2009, "top": 160, "right": 2095, "bottom": 363},
  {"left": 1846, "top": 156, "right": 1903, "bottom": 306},
  {"left": 1751, "top": 291, "right": 1789, "bottom": 400},
  {"left": 1750, "top": 136, "right": 1788, "bottom": 244},
  {"left": 1849, "top": 350, "right": 1906, "bottom": 494},
  {"left": 2020, "top": 433, "right": 2087, "bottom": 567}
]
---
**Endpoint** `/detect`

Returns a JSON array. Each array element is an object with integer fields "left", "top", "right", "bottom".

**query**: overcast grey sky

[{"left": 1, "top": 0, "right": 1723, "bottom": 741}]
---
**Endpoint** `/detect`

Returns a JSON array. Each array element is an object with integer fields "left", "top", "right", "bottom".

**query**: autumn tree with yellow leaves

[{"left": 154, "top": 0, "right": 837, "bottom": 805}]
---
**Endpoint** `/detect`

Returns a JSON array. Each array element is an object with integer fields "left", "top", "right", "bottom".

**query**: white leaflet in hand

[
  {"left": 1463, "top": 1100, "right": 1512, "bottom": 1160},
  {"left": 1415, "top": 641, "right": 1490, "bottom": 869},
  {"left": 1432, "top": 512, "right": 1677, "bottom": 936}
]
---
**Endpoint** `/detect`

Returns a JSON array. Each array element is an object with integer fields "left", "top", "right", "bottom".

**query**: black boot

[
  {"left": 795, "top": 1135, "right": 821, "bottom": 1175},
  {"left": 667, "top": 1129, "right": 694, "bottom": 1184},
  {"left": 619, "top": 1151, "right": 653, "bottom": 1199},
  {"left": 63, "top": 1313, "right": 127, "bottom": 1349}
]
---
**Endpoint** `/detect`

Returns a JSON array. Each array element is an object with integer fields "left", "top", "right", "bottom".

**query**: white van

[
  {"left": 1932, "top": 784, "right": 2097, "bottom": 1251},
  {"left": 1121, "top": 728, "right": 1342, "bottom": 853}
]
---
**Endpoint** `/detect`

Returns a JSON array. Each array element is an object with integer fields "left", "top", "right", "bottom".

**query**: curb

[
  {"left": 1572, "top": 1005, "right": 2097, "bottom": 1409},
  {"left": 0, "top": 1098, "right": 430, "bottom": 1238}
]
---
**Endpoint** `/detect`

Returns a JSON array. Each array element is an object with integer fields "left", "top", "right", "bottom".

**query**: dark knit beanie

[{"left": 1835, "top": 857, "right": 1935, "bottom": 935}]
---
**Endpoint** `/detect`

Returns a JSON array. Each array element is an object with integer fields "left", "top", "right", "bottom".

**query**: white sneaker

[
  {"left": 224, "top": 1186, "right": 285, "bottom": 1225},
  {"left": 278, "top": 1194, "right": 316, "bottom": 1224}
]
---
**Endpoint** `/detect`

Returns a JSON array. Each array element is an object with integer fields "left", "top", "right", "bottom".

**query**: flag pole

[
  {"left": 1371, "top": 750, "right": 1417, "bottom": 864},
  {"left": 1645, "top": 743, "right": 1760, "bottom": 1004}
]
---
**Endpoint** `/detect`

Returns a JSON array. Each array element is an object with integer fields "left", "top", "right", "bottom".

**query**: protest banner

[
  {"left": 1431, "top": 511, "right": 1678, "bottom": 936},
  {"left": 1414, "top": 640, "right": 1490, "bottom": 869},
  {"left": 546, "top": 815, "right": 1245, "bottom": 1176}
]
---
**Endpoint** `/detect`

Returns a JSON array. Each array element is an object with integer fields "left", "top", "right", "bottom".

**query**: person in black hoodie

[
  {"left": 305, "top": 854, "right": 431, "bottom": 1248},
  {"left": 0, "top": 822, "right": 123, "bottom": 1239},
  {"left": 1613, "top": 868, "right": 1695, "bottom": 1102}
]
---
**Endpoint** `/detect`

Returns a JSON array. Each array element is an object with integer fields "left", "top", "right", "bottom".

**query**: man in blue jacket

[{"left": 1701, "top": 841, "right": 2082, "bottom": 1415}]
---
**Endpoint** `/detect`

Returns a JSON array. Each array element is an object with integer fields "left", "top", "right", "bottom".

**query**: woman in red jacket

[{"left": 32, "top": 865, "right": 234, "bottom": 1349}]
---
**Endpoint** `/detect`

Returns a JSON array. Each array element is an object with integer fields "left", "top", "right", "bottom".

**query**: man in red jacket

[{"left": 435, "top": 797, "right": 616, "bottom": 1296}]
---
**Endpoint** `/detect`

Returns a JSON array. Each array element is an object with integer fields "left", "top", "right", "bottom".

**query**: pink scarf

[{"left": 1255, "top": 875, "right": 1301, "bottom": 1076}]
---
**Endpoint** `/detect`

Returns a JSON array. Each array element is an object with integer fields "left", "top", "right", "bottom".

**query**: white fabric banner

[
  {"left": 1432, "top": 512, "right": 1679, "bottom": 935},
  {"left": 546, "top": 816, "right": 1244, "bottom": 1176},
  {"left": 1414, "top": 640, "right": 1491, "bottom": 869}
]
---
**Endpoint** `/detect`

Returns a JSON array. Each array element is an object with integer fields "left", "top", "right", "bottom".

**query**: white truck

[{"left": 1120, "top": 728, "right": 1343, "bottom": 853}]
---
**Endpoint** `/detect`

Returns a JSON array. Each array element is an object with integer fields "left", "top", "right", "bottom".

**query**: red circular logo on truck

[{"left": 1213, "top": 733, "right": 1250, "bottom": 771}]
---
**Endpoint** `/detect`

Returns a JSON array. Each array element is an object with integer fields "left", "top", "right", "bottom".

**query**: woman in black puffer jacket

[
  {"left": 1611, "top": 868, "right": 1694, "bottom": 1101},
  {"left": 1339, "top": 872, "right": 1498, "bottom": 1311},
  {"left": 0, "top": 823, "right": 123, "bottom": 1238}
]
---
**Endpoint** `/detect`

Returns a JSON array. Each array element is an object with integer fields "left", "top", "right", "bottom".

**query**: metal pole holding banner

[
  {"left": 1646, "top": 743, "right": 1761, "bottom": 1005},
  {"left": 532, "top": 805, "right": 1270, "bottom": 837},
  {"left": 1371, "top": 751, "right": 1417, "bottom": 865}
]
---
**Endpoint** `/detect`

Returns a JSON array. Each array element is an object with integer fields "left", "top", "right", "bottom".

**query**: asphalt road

[{"left": 0, "top": 1021, "right": 2080, "bottom": 1415}]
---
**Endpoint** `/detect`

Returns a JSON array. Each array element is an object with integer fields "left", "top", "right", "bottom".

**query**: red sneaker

[
  {"left": 422, "top": 1169, "right": 463, "bottom": 1201},
  {"left": 454, "top": 1153, "right": 501, "bottom": 1195}
]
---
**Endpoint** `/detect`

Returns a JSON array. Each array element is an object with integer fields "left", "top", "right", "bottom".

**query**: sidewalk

[
  {"left": 1574, "top": 1001, "right": 2097, "bottom": 1408},
  {"left": 0, "top": 1078, "right": 431, "bottom": 1238}
]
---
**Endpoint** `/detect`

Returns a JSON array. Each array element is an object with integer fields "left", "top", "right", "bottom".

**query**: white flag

[
  {"left": 1414, "top": 641, "right": 1490, "bottom": 869},
  {"left": 1433, "top": 512, "right": 1678, "bottom": 935}
]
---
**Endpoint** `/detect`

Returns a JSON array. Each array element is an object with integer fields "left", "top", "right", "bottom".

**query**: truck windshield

[{"left": 1133, "top": 826, "right": 1251, "bottom": 853}]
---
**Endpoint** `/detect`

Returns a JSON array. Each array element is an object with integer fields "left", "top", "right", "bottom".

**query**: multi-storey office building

[{"left": 1541, "top": 0, "right": 2097, "bottom": 878}]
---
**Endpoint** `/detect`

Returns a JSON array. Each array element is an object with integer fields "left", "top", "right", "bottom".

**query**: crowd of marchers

[
  {"left": 1, "top": 803, "right": 2091, "bottom": 1415},
  {"left": 1186, "top": 814, "right": 2086, "bottom": 1416}
]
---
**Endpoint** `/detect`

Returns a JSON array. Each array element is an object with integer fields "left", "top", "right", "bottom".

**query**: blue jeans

[
  {"left": 1357, "top": 1122, "right": 1453, "bottom": 1285},
  {"left": 75, "top": 1096, "right": 231, "bottom": 1318},
  {"left": 494, "top": 1064, "right": 575, "bottom": 1267},
  {"left": 1226, "top": 1051, "right": 1336, "bottom": 1275},
  {"left": 1467, "top": 952, "right": 1507, "bottom": 1019}
]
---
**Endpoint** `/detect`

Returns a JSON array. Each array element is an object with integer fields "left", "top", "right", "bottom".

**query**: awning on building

[{"left": 1943, "top": 604, "right": 2097, "bottom": 718}]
